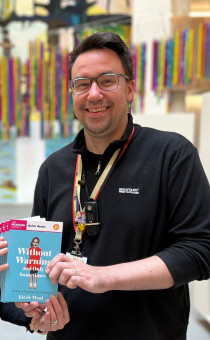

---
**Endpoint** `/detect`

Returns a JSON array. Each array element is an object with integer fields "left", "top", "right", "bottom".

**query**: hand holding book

[
  {"left": 16, "top": 292, "right": 70, "bottom": 334},
  {"left": 0, "top": 237, "right": 9, "bottom": 272},
  {"left": 1, "top": 225, "right": 70, "bottom": 333}
]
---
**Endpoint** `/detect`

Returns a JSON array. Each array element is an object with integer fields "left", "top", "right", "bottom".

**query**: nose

[{"left": 87, "top": 81, "right": 103, "bottom": 100}]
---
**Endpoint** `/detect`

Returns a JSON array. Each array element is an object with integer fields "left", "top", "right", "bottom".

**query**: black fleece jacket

[
  {"left": 0, "top": 301, "right": 30, "bottom": 328},
  {"left": 32, "top": 114, "right": 210, "bottom": 340}
]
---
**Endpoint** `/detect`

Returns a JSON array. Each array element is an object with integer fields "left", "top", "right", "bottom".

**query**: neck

[
  {"left": 84, "top": 120, "right": 128, "bottom": 154},
  {"left": 84, "top": 135, "right": 112, "bottom": 154}
]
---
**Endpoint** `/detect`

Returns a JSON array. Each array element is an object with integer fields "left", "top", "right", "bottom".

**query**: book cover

[{"left": 1, "top": 218, "right": 63, "bottom": 303}]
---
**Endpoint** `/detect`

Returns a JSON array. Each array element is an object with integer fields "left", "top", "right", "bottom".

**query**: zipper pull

[{"left": 95, "top": 160, "right": 101, "bottom": 176}]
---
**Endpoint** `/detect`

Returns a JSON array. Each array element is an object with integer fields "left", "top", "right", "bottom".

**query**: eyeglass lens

[{"left": 72, "top": 74, "right": 119, "bottom": 94}]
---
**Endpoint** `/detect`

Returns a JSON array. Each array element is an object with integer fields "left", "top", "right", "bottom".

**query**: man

[
  {"left": 0, "top": 237, "right": 69, "bottom": 335},
  {"left": 17, "top": 31, "right": 210, "bottom": 340}
]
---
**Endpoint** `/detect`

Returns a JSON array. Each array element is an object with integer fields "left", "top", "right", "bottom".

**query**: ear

[{"left": 126, "top": 79, "right": 135, "bottom": 102}]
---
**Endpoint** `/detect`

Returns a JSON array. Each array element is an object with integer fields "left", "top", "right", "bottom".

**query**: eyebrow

[{"left": 73, "top": 71, "right": 117, "bottom": 79}]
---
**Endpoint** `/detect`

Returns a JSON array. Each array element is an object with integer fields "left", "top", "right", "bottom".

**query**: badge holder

[{"left": 85, "top": 200, "right": 100, "bottom": 237}]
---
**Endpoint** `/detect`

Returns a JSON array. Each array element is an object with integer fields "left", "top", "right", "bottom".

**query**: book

[
  {"left": 0, "top": 218, "right": 63, "bottom": 303},
  {"left": 0, "top": 221, "right": 9, "bottom": 290}
]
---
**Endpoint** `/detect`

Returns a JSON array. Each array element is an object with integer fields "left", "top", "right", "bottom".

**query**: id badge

[{"left": 66, "top": 252, "right": 88, "bottom": 264}]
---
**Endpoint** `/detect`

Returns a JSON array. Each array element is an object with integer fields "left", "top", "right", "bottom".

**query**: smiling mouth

[{"left": 86, "top": 107, "right": 108, "bottom": 113}]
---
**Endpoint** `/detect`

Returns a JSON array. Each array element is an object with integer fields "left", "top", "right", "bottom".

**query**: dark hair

[
  {"left": 69, "top": 31, "right": 134, "bottom": 80},
  {"left": 31, "top": 237, "right": 40, "bottom": 247}
]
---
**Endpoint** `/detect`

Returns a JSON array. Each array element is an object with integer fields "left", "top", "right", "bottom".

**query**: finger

[
  {"left": 45, "top": 299, "right": 63, "bottom": 331},
  {"left": 33, "top": 314, "right": 47, "bottom": 333},
  {"left": 46, "top": 298, "right": 57, "bottom": 323},
  {"left": 45, "top": 253, "right": 71, "bottom": 274},
  {"left": 48, "top": 262, "right": 74, "bottom": 285},
  {"left": 25, "top": 304, "right": 45, "bottom": 317},
  {"left": 46, "top": 294, "right": 70, "bottom": 329},
  {"left": 37, "top": 307, "right": 51, "bottom": 331},
  {"left": 57, "top": 292, "right": 70, "bottom": 323},
  {"left": 42, "top": 310, "right": 51, "bottom": 329},
  {"left": 32, "top": 304, "right": 47, "bottom": 316},
  {"left": 26, "top": 309, "right": 42, "bottom": 318},
  {"left": 0, "top": 247, "right": 8, "bottom": 256},
  {"left": 64, "top": 274, "right": 82, "bottom": 290},
  {"left": 15, "top": 301, "right": 44, "bottom": 317},
  {"left": 15, "top": 302, "right": 31, "bottom": 310},
  {"left": 29, "top": 316, "right": 35, "bottom": 331},
  {"left": 51, "top": 295, "right": 65, "bottom": 322},
  {"left": 57, "top": 268, "right": 80, "bottom": 288},
  {"left": 0, "top": 263, "right": 9, "bottom": 272},
  {"left": 0, "top": 241, "right": 7, "bottom": 249}
]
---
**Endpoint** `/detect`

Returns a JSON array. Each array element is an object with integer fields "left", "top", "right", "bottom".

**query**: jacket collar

[{"left": 72, "top": 113, "right": 134, "bottom": 157}]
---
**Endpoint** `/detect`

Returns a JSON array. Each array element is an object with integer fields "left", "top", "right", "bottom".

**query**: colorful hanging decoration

[
  {"left": 152, "top": 39, "right": 167, "bottom": 95},
  {"left": 172, "top": 29, "right": 194, "bottom": 86},
  {"left": 1, "top": 22, "right": 210, "bottom": 139},
  {"left": 26, "top": 41, "right": 72, "bottom": 139},
  {"left": 183, "top": 29, "right": 194, "bottom": 84},
  {"left": 131, "top": 43, "right": 147, "bottom": 113},
  {"left": 47, "top": 46, "right": 70, "bottom": 139},
  {"left": 196, "top": 23, "right": 210, "bottom": 80},
  {"left": 152, "top": 28, "right": 195, "bottom": 95},
  {"left": 0, "top": 56, "right": 22, "bottom": 139},
  {"left": 0, "top": 40, "right": 73, "bottom": 140}
]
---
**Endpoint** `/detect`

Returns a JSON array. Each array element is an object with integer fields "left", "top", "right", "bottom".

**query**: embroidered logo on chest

[{"left": 118, "top": 188, "right": 140, "bottom": 195}]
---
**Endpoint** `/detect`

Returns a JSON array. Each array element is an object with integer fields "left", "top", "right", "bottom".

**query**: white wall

[{"left": 133, "top": 113, "right": 195, "bottom": 143}]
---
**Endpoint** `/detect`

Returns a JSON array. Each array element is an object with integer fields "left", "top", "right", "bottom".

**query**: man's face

[{"left": 71, "top": 48, "right": 134, "bottom": 142}]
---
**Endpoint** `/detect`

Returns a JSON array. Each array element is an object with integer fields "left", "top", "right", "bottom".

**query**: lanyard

[
  {"left": 72, "top": 126, "right": 135, "bottom": 255},
  {"left": 73, "top": 148, "right": 120, "bottom": 225}
]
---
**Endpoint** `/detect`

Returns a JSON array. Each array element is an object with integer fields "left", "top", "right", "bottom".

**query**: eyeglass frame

[{"left": 69, "top": 72, "right": 130, "bottom": 95}]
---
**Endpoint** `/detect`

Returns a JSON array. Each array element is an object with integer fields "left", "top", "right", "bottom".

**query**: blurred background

[{"left": 0, "top": 1, "right": 210, "bottom": 338}]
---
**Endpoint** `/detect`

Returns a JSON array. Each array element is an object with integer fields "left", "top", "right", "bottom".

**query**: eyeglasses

[{"left": 69, "top": 73, "right": 129, "bottom": 95}]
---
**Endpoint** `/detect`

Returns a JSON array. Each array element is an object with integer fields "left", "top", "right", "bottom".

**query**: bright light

[{"left": 189, "top": 11, "right": 210, "bottom": 17}]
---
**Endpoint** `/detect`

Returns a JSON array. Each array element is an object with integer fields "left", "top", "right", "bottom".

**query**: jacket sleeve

[
  {"left": 0, "top": 302, "right": 31, "bottom": 328},
  {"left": 157, "top": 141, "right": 210, "bottom": 287}
]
